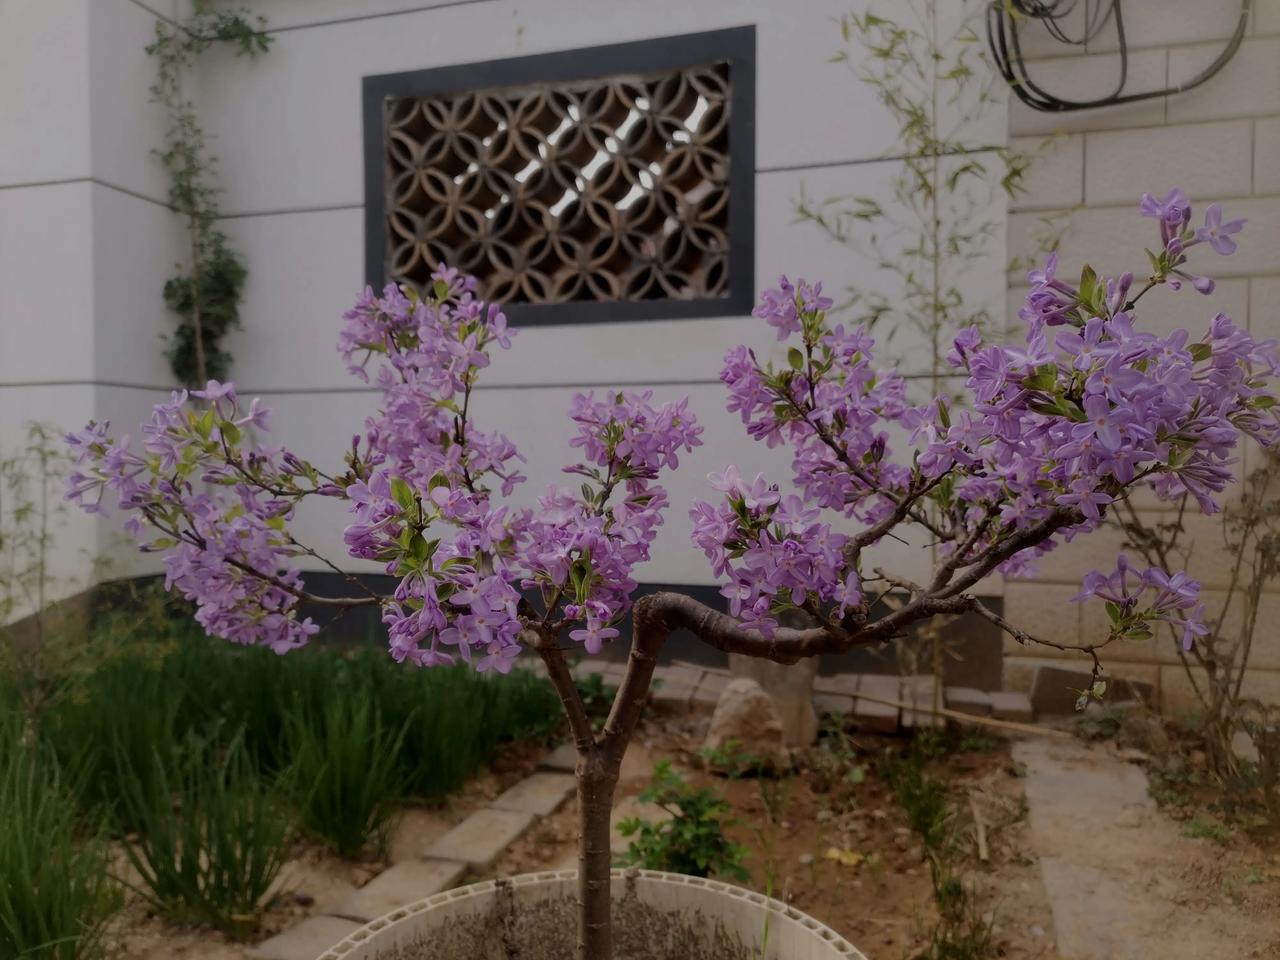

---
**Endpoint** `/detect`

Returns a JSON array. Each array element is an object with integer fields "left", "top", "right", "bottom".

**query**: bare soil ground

[
  {"left": 490, "top": 717, "right": 1064, "bottom": 959},
  {"left": 108, "top": 716, "right": 1280, "bottom": 959}
]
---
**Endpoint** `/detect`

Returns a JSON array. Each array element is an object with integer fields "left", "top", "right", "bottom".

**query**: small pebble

[{"left": 799, "top": 853, "right": 814, "bottom": 866}]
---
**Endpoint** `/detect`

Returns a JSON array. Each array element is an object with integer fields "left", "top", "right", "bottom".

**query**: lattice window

[{"left": 367, "top": 36, "right": 754, "bottom": 321}]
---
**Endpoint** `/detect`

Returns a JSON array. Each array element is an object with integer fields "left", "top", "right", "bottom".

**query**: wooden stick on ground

[
  {"left": 849, "top": 690, "right": 1072, "bottom": 739},
  {"left": 968, "top": 789, "right": 990, "bottom": 862}
]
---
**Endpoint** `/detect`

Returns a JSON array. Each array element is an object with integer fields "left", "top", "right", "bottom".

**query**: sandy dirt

[{"left": 106, "top": 715, "right": 1280, "bottom": 960}]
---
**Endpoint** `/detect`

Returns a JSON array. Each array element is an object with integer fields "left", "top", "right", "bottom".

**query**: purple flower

[
  {"left": 1139, "top": 188, "right": 1189, "bottom": 227},
  {"left": 570, "top": 620, "right": 620, "bottom": 655},
  {"left": 1075, "top": 395, "right": 1133, "bottom": 451},
  {"left": 1195, "top": 204, "right": 1245, "bottom": 256}
]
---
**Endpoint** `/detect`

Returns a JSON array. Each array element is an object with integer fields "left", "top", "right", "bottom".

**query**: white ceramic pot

[{"left": 316, "top": 868, "right": 867, "bottom": 960}]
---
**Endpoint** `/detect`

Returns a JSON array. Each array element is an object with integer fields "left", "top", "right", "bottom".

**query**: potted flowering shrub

[{"left": 67, "top": 191, "right": 1270, "bottom": 959}]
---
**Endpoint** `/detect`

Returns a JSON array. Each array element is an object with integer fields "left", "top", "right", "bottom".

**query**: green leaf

[
  {"left": 1078, "top": 265, "right": 1097, "bottom": 305},
  {"left": 195, "top": 407, "right": 216, "bottom": 440},
  {"left": 569, "top": 557, "right": 593, "bottom": 603},
  {"left": 787, "top": 347, "right": 805, "bottom": 371},
  {"left": 390, "top": 477, "right": 416, "bottom": 511},
  {"left": 219, "top": 421, "right": 241, "bottom": 445},
  {"left": 432, "top": 278, "right": 450, "bottom": 302},
  {"left": 1188, "top": 343, "right": 1212, "bottom": 362}
]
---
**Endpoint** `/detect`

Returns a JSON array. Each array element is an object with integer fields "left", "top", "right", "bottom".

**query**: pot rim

[{"left": 316, "top": 867, "right": 866, "bottom": 959}]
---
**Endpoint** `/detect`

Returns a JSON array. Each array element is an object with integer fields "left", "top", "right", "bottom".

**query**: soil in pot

[{"left": 358, "top": 871, "right": 860, "bottom": 960}]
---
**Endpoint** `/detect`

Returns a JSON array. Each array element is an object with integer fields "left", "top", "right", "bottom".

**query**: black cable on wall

[{"left": 986, "top": 0, "right": 1252, "bottom": 113}]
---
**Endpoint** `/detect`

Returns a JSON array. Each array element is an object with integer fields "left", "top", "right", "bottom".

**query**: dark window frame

[{"left": 362, "top": 26, "right": 756, "bottom": 327}]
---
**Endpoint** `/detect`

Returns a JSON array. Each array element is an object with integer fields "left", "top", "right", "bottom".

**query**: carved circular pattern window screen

[{"left": 381, "top": 61, "right": 732, "bottom": 306}]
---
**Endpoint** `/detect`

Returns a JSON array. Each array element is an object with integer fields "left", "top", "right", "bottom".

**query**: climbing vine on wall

[
  {"left": 148, "top": 2, "right": 271, "bottom": 386},
  {"left": 796, "top": 0, "right": 1051, "bottom": 400}
]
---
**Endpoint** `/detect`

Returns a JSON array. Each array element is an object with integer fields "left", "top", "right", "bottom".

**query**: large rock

[
  {"left": 702, "top": 677, "right": 791, "bottom": 771},
  {"left": 728, "top": 652, "right": 819, "bottom": 747}
]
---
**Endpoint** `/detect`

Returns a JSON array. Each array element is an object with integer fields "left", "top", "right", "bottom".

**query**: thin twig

[{"left": 968, "top": 789, "right": 990, "bottom": 862}]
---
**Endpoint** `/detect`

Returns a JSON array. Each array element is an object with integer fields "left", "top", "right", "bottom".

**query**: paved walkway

[
  {"left": 1014, "top": 738, "right": 1276, "bottom": 960},
  {"left": 249, "top": 763, "right": 576, "bottom": 960}
]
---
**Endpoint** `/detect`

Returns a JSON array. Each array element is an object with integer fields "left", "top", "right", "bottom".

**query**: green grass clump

[
  {"left": 284, "top": 693, "right": 411, "bottom": 859},
  {"left": 0, "top": 716, "right": 119, "bottom": 960},
  {"left": 43, "top": 657, "right": 186, "bottom": 829},
  {"left": 114, "top": 733, "right": 291, "bottom": 937},
  {"left": 3, "top": 596, "right": 567, "bottom": 941},
  {"left": 1181, "top": 815, "right": 1233, "bottom": 843}
]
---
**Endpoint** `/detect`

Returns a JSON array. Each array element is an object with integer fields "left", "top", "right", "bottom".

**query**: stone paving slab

[
  {"left": 900, "top": 674, "right": 941, "bottom": 707},
  {"left": 696, "top": 670, "right": 732, "bottom": 693},
  {"left": 945, "top": 686, "right": 992, "bottom": 716},
  {"left": 249, "top": 916, "right": 360, "bottom": 960},
  {"left": 901, "top": 708, "right": 944, "bottom": 729},
  {"left": 332, "top": 859, "right": 466, "bottom": 923},
  {"left": 619, "top": 741, "right": 655, "bottom": 783},
  {"left": 814, "top": 673, "right": 861, "bottom": 696},
  {"left": 990, "top": 690, "right": 1034, "bottom": 722},
  {"left": 857, "top": 673, "right": 900, "bottom": 699},
  {"left": 649, "top": 680, "right": 695, "bottom": 710},
  {"left": 851, "top": 673, "right": 899, "bottom": 733},
  {"left": 853, "top": 697, "right": 898, "bottom": 733},
  {"left": 813, "top": 691, "right": 855, "bottom": 716},
  {"left": 660, "top": 664, "right": 705, "bottom": 686},
  {"left": 689, "top": 683, "right": 723, "bottom": 710},
  {"left": 540, "top": 742, "right": 577, "bottom": 773},
  {"left": 424, "top": 807, "right": 536, "bottom": 869},
  {"left": 491, "top": 771, "right": 576, "bottom": 816}
]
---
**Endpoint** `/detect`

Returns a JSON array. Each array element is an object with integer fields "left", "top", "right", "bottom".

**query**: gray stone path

[
  {"left": 251, "top": 750, "right": 577, "bottom": 960},
  {"left": 332, "top": 859, "right": 466, "bottom": 923},
  {"left": 1013, "top": 737, "right": 1275, "bottom": 960},
  {"left": 424, "top": 807, "right": 537, "bottom": 868}
]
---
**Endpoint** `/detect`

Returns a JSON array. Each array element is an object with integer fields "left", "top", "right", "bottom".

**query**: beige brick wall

[{"left": 1004, "top": 0, "right": 1280, "bottom": 712}]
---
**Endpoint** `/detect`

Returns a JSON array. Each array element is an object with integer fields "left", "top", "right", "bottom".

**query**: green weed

[
  {"left": 114, "top": 733, "right": 291, "bottom": 937},
  {"left": 616, "top": 761, "right": 749, "bottom": 882},
  {"left": 0, "top": 718, "right": 119, "bottom": 960}
]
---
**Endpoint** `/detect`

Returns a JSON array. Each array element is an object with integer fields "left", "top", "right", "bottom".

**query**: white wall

[{"left": 0, "top": 0, "right": 181, "bottom": 611}]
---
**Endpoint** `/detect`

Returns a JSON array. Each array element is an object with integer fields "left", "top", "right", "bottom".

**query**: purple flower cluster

[
  {"left": 68, "top": 268, "right": 701, "bottom": 670},
  {"left": 66, "top": 384, "right": 320, "bottom": 653},
  {"left": 1074, "top": 555, "right": 1207, "bottom": 650},
  {"left": 67, "top": 191, "right": 1276, "bottom": 669},
  {"left": 690, "top": 467, "right": 858, "bottom": 636},
  {"left": 524, "top": 391, "right": 702, "bottom": 651},
  {"left": 694, "top": 193, "right": 1278, "bottom": 646}
]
